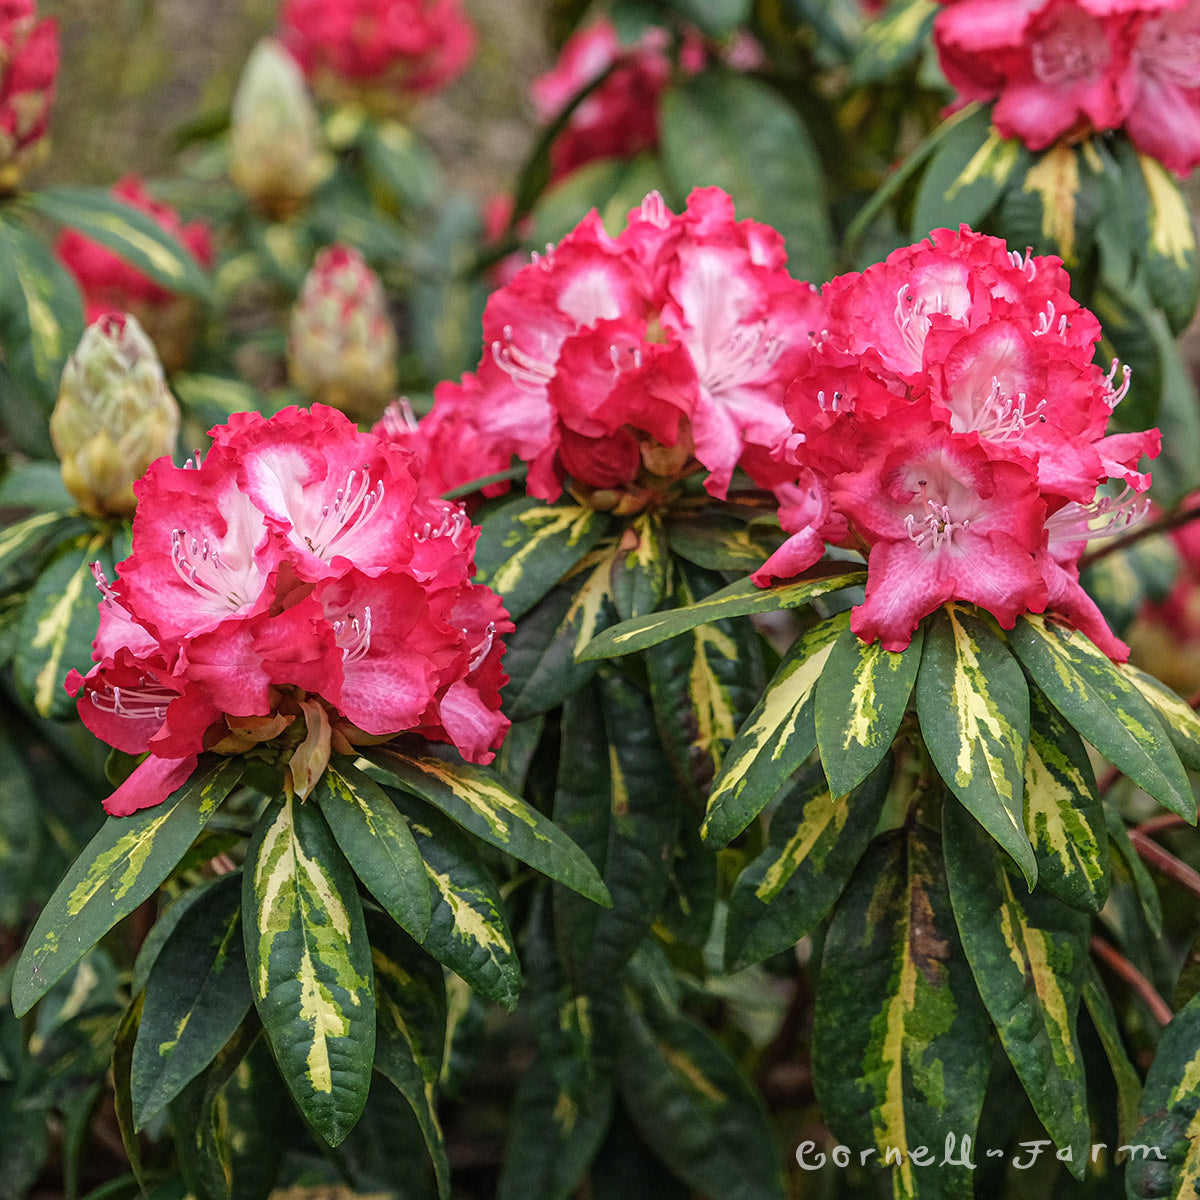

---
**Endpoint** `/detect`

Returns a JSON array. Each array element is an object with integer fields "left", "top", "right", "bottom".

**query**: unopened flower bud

[
  {"left": 51, "top": 315, "right": 180, "bottom": 517},
  {"left": 229, "top": 39, "right": 330, "bottom": 221},
  {"left": 288, "top": 245, "right": 398, "bottom": 421},
  {"left": 0, "top": 2, "right": 58, "bottom": 193}
]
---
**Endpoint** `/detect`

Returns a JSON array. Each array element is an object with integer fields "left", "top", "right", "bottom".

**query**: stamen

[
  {"left": 905, "top": 499, "right": 970, "bottom": 550},
  {"left": 303, "top": 468, "right": 386, "bottom": 557},
  {"left": 333, "top": 607, "right": 373, "bottom": 663},
  {"left": 416, "top": 504, "right": 469, "bottom": 544},
  {"left": 90, "top": 561, "right": 119, "bottom": 604},
  {"left": 1101, "top": 358, "right": 1132, "bottom": 409},
  {"left": 1033, "top": 300, "right": 1055, "bottom": 336},
  {"left": 89, "top": 681, "right": 172, "bottom": 721},
  {"left": 638, "top": 191, "right": 671, "bottom": 228},
  {"left": 171, "top": 529, "right": 250, "bottom": 609},
  {"left": 816, "top": 389, "right": 845, "bottom": 413},
  {"left": 183, "top": 450, "right": 203, "bottom": 470},
  {"left": 1046, "top": 487, "right": 1151, "bottom": 548},
  {"left": 1008, "top": 247, "right": 1036, "bottom": 280},
  {"left": 491, "top": 325, "right": 558, "bottom": 390},
  {"left": 377, "top": 398, "right": 419, "bottom": 438},
  {"left": 468, "top": 622, "right": 497, "bottom": 672},
  {"left": 703, "top": 320, "right": 782, "bottom": 394}
]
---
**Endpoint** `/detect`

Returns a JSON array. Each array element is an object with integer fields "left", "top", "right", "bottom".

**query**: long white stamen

[
  {"left": 171, "top": 529, "right": 250, "bottom": 609},
  {"left": 304, "top": 468, "right": 385, "bottom": 557},
  {"left": 1102, "top": 358, "right": 1132, "bottom": 409},
  {"left": 333, "top": 607, "right": 373, "bottom": 663},
  {"left": 1046, "top": 487, "right": 1150, "bottom": 548},
  {"left": 491, "top": 325, "right": 557, "bottom": 390}
]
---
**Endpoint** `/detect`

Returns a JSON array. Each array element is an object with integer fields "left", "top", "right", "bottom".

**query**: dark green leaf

[
  {"left": 0, "top": 509, "right": 88, "bottom": 593},
  {"left": 315, "top": 759, "right": 431, "bottom": 940},
  {"left": 132, "top": 874, "right": 252, "bottom": 1128},
  {"left": 367, "top": 750, "right": 610, "bottom": 907},
  {"left": 943, "top": 802, "right": 1090, "bottom": 1171},
  {"left": 813, "top": 824, "right": 991, "bottom": 1200},
  {"left": 916, "top": 604, "right": 1035, "bottom": 886},
  {"left": 726, "top": 757, "right": 892, "bottom": 970},
  {"left": 609, "top": 513, "right": 669, "bottom": 622},
  {"left": 552, "top": 674, "right": 679, "bottom": 992},
  {"left": 13, "top": 756, "right": 243, "bottom": 1016},
  {"left": 242, "top": 797, "right": 374, "bottom": 1146},
  {"left": 665, "top": 511, "right": 784, "bottom": 573},
  {"left": 1081, "top": 965, "right": 1141, "bottom": 1145},
  {"left": 660, "top": 69, "right": 834, "bottom": 281},
  {"left": 703, "top": 614, "right": 848, "bottom": 848},
  {"left": 1009, "top": 614, "right": 1195, "bottom": 821}
]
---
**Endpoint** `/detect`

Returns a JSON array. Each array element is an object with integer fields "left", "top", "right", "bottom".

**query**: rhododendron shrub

[{"left": 0, "top": 0, "right": 57, "bottom": 190}]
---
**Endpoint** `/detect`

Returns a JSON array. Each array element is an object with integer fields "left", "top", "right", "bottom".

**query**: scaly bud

[
  {"left": 229, "top": 39, "right": 331, "bottom": 221},
  {"left": 0, "top": 2, "right": 58, "bottom": 194},
  {"left": 287, "top": 246, "right": 398, "bottom": 421},
  {"left": 51, "top": 315, "right": 180, "bottom": 517}
]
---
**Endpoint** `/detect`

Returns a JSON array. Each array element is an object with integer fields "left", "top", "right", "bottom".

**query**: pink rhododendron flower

[
  {"left": 56, "top": 176, "right": 214, "bottom": 371},
  {"left": 933, "top": 0, "right": 1200, "bottom": 170},
  {"left": 67, "top": 404, "right": 511, "bottom": 817},
  {"left": 0, "top": 0, "right": 57, "bottom": 190},
  {"left": 389, "top": 188, "right": 820, "bottom": 513},
  {"left": 280, "top": 0, "right": 475, "bottom": 114},
  {"left": 755, "top": 226, "right": 1159, "bottom": 658}
]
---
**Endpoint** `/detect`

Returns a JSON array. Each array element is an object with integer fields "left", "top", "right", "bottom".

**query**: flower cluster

[
  {"left": 57, "top": 175, "right": 214, "bottom": 372},
  {"left": 934, "top": 0, "right": 1200, "bottom": 173},
  {"left": 67, "top": 405, "right": 511, "bottom": 816},
  {"left": 755, "top": 226, "right": 1159, "bottom": 657},
  {"left": 279, "top": 0, "right": 475, "bottom": 115},
  {"left": 0, "top": 0, "right": 57, "bottom": 191},
  {"left": 391, "top": 188, "right": 819, "bottom": 512}
]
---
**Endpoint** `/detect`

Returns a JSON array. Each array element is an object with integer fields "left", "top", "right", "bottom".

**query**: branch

[
  {"left": 1091, "top": 936, "right": 1174, "bottom": 1027},
  {"left": 1128, "top": 829, "right": 1200, "bottom": 902}
]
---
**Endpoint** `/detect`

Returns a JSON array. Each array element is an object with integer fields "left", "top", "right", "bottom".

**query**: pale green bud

[
  {"left": 51, "top": 315, "right": 180, "bottom": 517},
  {"left": 229, "top": 39, "right": 331, "bottom": 221},
  {"left": 288, "top": 245, "right": 398, "bottom": 422}
]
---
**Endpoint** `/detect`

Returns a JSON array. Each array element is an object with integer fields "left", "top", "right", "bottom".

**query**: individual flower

[
  {"left": 66, "top": 404, "right": 511, "bottom": 816},
  {"left": 396, "top": 188, "right": 819, "bottom": 513},
  {"left": 288, "top": 245, "right": 399, "bottom": 422},
  {"left": 932, "top": 0, "right": 1200, "bottom": 171},
  {"left": 0, "top": 0, "right": 57, "bottom": 192},
  {"left": 50, "top": 315, "right": 180, "bottom": 518},
  {"left": 56, "top": 175, "right": 214, "bottom": 372},
  {"left": 279, "top": 0, "right": 476, "bottom": 117},
  {"left": 755, "top": 225, "right": 1159, "bottom": 658},
  {"left": 229, "top": 38, "right": 332, "bottom": 221}
]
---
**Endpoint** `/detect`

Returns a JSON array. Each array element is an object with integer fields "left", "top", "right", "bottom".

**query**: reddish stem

[
  {"left": 1128, "top": 829, "right": 1200, "bottom": 901},
  {"left": 1132, "top": 814, "right": 1190, "bottom": 838},
  {"left": 1091, "top": 936, "right": 1174, "bottom": 1027}
]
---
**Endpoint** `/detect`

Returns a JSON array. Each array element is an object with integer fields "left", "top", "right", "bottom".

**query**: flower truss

[
  {"left": 66, "top": 404, "right": 511, "bottom": 816},
  {"left": 386, "top": 187, "right": 821, "bottom": 513},
  {"left": 754, "top": 226, "right": 1159, "bottom": 655},
  {"left": 934, "top": 0, "right": 1200, "bottom": 172},
  {"left": 279, "top": 0, "right": 476, "bottom": 113},
  {"left": 0, "top": 0, "right": 57, "bottom": 189}
]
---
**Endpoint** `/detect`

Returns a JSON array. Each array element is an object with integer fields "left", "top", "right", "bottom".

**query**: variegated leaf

[
  {"left": 703, "top": 613, "right": 848, "bottom": 848},
  {"left": 369, "top": 912, "right": 449, "bottom": 1200},
  {"left": 366, "top": 750, "right": 610, "bottom": 906},
  {"left": 815, "top": 623, "right": 923, "bottom": 797},
  {"left": 1082, "top": 966, "right": 1141, "bottom": 1145},
  {"left": 1126, "top": 991, "right": 1200, "bottom": 1199},
  {"left": 610, "top": 513, "right": 669, "bottom": 621},
  {"left": 853, "top": 0, "right": 937, "bottom": 82},
  {"left": 131, "top": 874, "right": 251, "bottom": 1128},
  {"left": 13, "top": 756, "right": 243, "bottom": 1016},
  {"left": 943, "top": 801, "right": 1090, "bottom": 1172},
  {"left": 14, "top": 534, "right": 113, "bottom": 718},
  {"left": 1106, "top": 804, "right": 1165, "bottom": 938},
  {"left": 813, "top": 825, "right": 991, "bottom": 1200},
  {"left": 27, "top": 187, "right": 213, "bottom": 299},
  {"left": 389, "top": 787, "right": 521, "bottom": 1008},
  {"left": 0, "top": 219, "right": 84, "bottom": 410},
  {"left": 578, "top": 569, "right": 866, "bottom": 661},
  {"left": 665, "top": 512, "right": 784, "bottom": 573},
  {"left": 1009, "top": 614, "right": 1195, "bottom": 820},
  {"left": 502, "top": 555, "right": 619, "bottom": 721},
  {"left": 725, "top": 757, "right": 892, "bottom": 970},
  {"left": 112, "top": 994, "right": 146, "bottom": 1190},
  {"left": 644, "top": 564, "right": 765, "bottom": 806},
  {"left": 242, "top": 797, "right": 374, "bottom": 1147},
  {"left": 315, "top": 759, "right": 431, "bottom": 940},
  {"left": 473, "top": 495, "right": 610, "bottom": 619},
  {"left": 552, "top": 675, "right": 679, "bottom": 992},
  {"left": 0, "top": 510, "right": 88, "bottom": 592},
  {"left": 1024, "top": 686, "right": 1109, "bottom": 913},
  {"left": 1118, "top": 660, "right": 1200, "bottom": 773},
  {"left": 619, "top": 989, "right": 786, "bottom": 1200},
  {"left": 916, "top": 604, "right": 1035, "bottom": 886},
  {"left": 913, "top": 105, "right": 1025, "bottom": 236}
]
